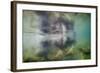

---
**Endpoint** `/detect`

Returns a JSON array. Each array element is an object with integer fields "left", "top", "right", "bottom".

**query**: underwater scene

[{"left": 22, "top": 10, "right": 91, "bottom": 62}]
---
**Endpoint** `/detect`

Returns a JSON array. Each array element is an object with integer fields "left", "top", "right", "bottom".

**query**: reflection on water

[{"left": 23, "top": 10, "right": 90, "bottom": 62}]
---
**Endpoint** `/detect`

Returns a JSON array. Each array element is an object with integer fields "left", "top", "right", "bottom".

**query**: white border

[{"left": 17, "top": 3, "right": 96, "bottom": 69}]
